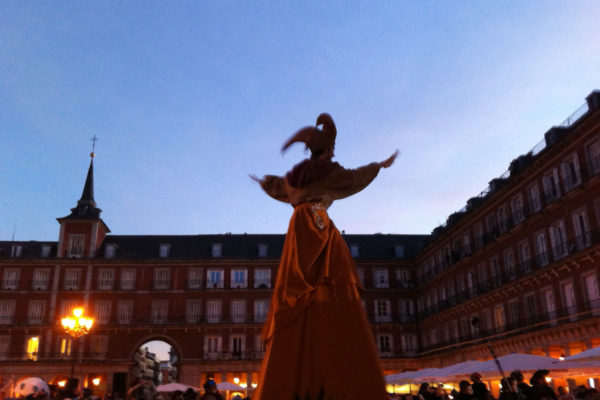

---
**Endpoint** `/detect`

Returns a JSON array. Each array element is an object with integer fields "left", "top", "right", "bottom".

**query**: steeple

[
  {"left": 57, "top": 145, "right": 110, "bottom": 258},
  {"left": 63, "top": 155, "right": 101, "bottom": 219}
]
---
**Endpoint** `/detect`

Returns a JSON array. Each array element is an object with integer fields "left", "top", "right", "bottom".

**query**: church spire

[{"left": 66, "top": 152, "right": 101, "bottom": 219}]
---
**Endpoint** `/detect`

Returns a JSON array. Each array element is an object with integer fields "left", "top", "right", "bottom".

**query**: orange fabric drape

[{"left": 253, "top": 202, "right": 388, "bottom": 400}]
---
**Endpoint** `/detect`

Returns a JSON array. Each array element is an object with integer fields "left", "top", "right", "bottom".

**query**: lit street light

[{"left": 61, "top": 308, "right": 94, "bottom": 391}]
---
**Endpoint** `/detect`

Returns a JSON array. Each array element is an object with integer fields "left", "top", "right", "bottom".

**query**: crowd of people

[{"left": 391, "top": 370, "right": 600, "bottom": 400}]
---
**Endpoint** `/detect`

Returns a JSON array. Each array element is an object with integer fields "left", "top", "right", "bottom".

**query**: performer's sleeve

[
  {"left": 326, "top": 162, "right": 382, "bottom": 199},
  {"left": 259, "top": 175, "right": 290, "bottom": 203}
]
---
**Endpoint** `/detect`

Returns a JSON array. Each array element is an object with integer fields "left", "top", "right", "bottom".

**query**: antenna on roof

[{"left": 11, "top": 223, "right": 16, "bottom": 241}]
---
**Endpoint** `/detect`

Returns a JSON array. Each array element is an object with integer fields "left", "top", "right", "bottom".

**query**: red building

[{"left": 1, "top": 90, "right": 600, "bottom": 397}]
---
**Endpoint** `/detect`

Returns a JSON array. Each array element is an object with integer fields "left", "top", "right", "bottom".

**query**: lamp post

[{"left": 61, "top": 308, "right": 94, "bottom": 387}]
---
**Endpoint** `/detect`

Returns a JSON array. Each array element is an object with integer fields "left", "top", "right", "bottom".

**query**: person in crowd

[
  {"left": 558, "top": 386, "right": 575, "bottom": 400},
  {"left": 418, "top": 383, "right": 434, "bottom": 400},
  {"left": 127, "top": 379, "right": 156, "bottom": 400},
  {"left": 199, "top": 380, "right": 223, "bottom": 400},
  {"left": 499, "top": 377, "right": 526, "bottom": 400},
  {"left": 457, "top": 380, "right": 475, "bottom": 400},
  {"left": 529, "top": 369, "right": 557, "bottom": 400},
  {"left": 434, "top": 385, "right": 450, "bottom": 400},
  {"left": 511, "top": 370, "right": 533, "bottom": 399},
  {"left": 182, "top": 388, "right": 196, "bottom": 400},
  {"left": 471, "top": 372, "right": 491, "bottom": 400}
]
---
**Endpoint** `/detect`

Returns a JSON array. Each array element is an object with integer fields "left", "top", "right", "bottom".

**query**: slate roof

[{"left": 0, "top": 234, "right": 429, "bottom": 260}]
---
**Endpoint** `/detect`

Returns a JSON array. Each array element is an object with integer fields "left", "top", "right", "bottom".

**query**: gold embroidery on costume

[{"left": 310, "top": 203, "right": 326, "bottom": 230}]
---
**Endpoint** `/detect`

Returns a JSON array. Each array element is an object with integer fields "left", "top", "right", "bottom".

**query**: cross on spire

[{"left": 90, "top": 135, "right": 98, "bottom": 158}]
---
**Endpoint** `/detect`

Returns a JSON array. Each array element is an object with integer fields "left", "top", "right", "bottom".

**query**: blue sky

[{"left": 2, "top": 2, "right": 600, "bottom": 241}]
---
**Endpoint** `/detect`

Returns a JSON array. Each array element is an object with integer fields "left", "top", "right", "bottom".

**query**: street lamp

[{"left": 61, "top": 308, "right": 94, "bottom": 389}]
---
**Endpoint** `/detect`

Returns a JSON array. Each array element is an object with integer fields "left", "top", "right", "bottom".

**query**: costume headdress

[{"left": 281, "top": 113, "right": 337, "bottom": 153}]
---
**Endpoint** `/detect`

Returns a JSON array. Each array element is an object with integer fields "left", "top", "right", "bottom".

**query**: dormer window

[
  {"left": 105, "top": 244, "right": 116, "bottom": 259},
  {"left": 67, "top": 234, "right": 85, "bottom": 258},
  {"left": 350, "top": 244, "right": 359, "bottom": 258},
  {"left": 41, "top": 245, "right": 51, "bottom": 258},
  {"left": 11, "top": 245, "right": 22, "bottom": 258},
  {"left": 258, "top": 243, "right": 268, "bottom": 258},
  {"left": 159, "top": 244, "right": 170, "bottom": 258},
  {"left": 212, "top": 243, "right": 222, "bottom": 258},
  {"left": 394, "top": 245, "right": 404, "bottom": 259}
]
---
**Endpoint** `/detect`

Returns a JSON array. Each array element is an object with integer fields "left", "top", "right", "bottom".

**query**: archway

[{"left": 132, "top": 337, "right": 181, "bottom": 386}]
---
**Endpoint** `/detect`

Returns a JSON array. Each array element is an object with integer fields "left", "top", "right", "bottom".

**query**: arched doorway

[{"left": 132, "top": 338, "right": 180, "bottom": 386}]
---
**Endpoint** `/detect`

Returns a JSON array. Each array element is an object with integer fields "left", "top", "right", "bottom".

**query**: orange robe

[{"left": 253, "top": 159, "right": 389, "bottom": 400}]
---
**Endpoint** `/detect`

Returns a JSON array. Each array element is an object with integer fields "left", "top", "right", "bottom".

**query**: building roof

[{"left": 57, "top": 158, "right": 103, "bottom": 220}]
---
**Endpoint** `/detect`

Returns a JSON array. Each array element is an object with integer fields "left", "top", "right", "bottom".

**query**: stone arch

[{"left": 129, "top": 334, "right": 183, "bottom": 362}]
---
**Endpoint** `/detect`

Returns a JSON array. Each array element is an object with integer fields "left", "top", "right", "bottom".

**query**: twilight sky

[{"left": 2, "top": 2, "right": 600, "bottom": 241}]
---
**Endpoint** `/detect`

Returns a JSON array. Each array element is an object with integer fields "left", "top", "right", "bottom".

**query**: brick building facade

[{"left": 1, "top": 90, "right": 600, "bottom": 397}]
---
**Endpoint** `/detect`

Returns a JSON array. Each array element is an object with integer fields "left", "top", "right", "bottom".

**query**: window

[
  {"left": 523, "top": 294, "right": 537, "bottom": 319},
  {"left": 207, "top": 269, "right": 224, "bottom": 289},
  {"left": 396, "top": 269, "right": 411, "bottom": 288},
  {"left": 206, "top": 300, "right": 222, "bottom": 323},
  {"left": 254, "top": 269, "right": 271, "bottom": 289},
  {"left": 154, "top": 268, "right": 171, "bottom": 289},
  {"left": 584, "top": 274, "right": 600, "bottom": 316},
  {"left": 401, "top": 335, "right": 416, "bottom": 354},
  {"left": 211, "top": 243, "right": 222, "bottom": 258},
  {"left": 186, "top": 300, "right": 202, "bottom": 323},
  {"left": 543, "top": 168, "right": 561, "bottom": 203},
  {"left": 187, "top": 268, "right": 203, "bottom": 289},
  {"left": 549, "top": 220, "right": 568, "bottom": 260},
  {"left": 26, "top": 337, "right": 40, "bottom": 361},
  {"left": 27, "top": 300, "right": 46, "bottom": 324},
  {"left": 117, "top": 301, "right": 133, "bottom": 324},
  {"left": 231, "top": 269, "right": 248, "bottom": 289},
  {"left": 90, "top": 336, "right": 109, "bottom": 359},
  {"left": 562, "top": 281, "right": 577, "bottom": 319},
  {"left": 64, "top": 269, "right": 81, "bottom": 290},
  {"left": 2, "top": 269, "right": 20, "bottom": 290},
  {"left": 573, "top": 209, "right": 592, "bottom": 250},
  {"left": 508, "top": 300, "right": 520, "bottom": 327},
  {"left": 98, "top": 269, "right": 115, "bottom": 290},
  {"left": 67, "top": 234, "right": 85, "bottom": 258},
  {"left": 373, "top": 269, "right": 389, "bottom": 289},
  {"left": 493, "top": 305, "right": 506, "bottom": 332},
  {"left": 462, "top": 232, "right": 471, "bottom": 256},
  {"left": 497, "top": 206, "right": 509, "bottom": 233},
  {"left": 0, "top": 301, "right": 16, "bottom": 324},
  {"left": 350, "top": 244, "right": 359, "bottom": 258},
  {"left": 528, "top": 184, "right": 542, "bottom": 213},
  {"left": 254, "top": 300, "right": 269, "bottom": 323},
  {"left": 504, "top": 249, "right": 516, "bottom": 280},
  {"left": 11, "top": 245, "right": 22, "bottom": 258},
  {"left": 159, "top": 244, "right": 170, "bottom": 258},
  {"left": 535, "top": 232, "right": 549, "bottom": 266},
  {"left": 587, "top": 139, "right": 600, "bottom": 174},
  {"left": 486, "top": 214, "right": 497, "bottom": 237},
  {"left": 474, "top": 223, "right": 484, "bottom": 248},
  {"left": 398, "top": 300, "right": 414, "bottom": 321},
  {"left": 376, "top": 334, "right": 392, "bottom": 355},
  {"left": 562, "top": 152, "right": 582, "bottom": 191},
  {"left": 231, "top": 335, "right": 245, "bottom": 358},
  {"left": 32, "top": 269, "right": 50, "bottom": 290},
  {"left": 231, "top": 300, "right": 246, "bottom": 323},
  {"left": 543, "top": 288, "right": 557, "bottom": 325},
  {"left": 204, "top": 336, "right": 222, "bottom": 360},
  {"left": 258, "top": 243, "right": 268, "bottom": 258},
  {"left": 255, "top": 335, "right": 266, "bottom": 354},
  {"left": 518, "top": 241, "right": 532, "bottom": 273},
  {"left": 104, "top": 244, "right": 116, "bottom": 259},
  {"left": 120, "top": 269, "right": 136, "bottom": 290},
  {"left": 394, "top": 245, "right": 404, "bottom": 258},
  {"left": 374, "top": 300, "right": 391, "bottom": 322},
  {"left": 511, "top": 194, "right": 525, "bottom": 224},
  {"left": 0, "top": 336, "right": 9, "bottom": 360},
  {"left": 58, "top": 337, "right": 72, "bottom": 357},
  {"left": 41, "top": 245, "right": 51, "bottom": 258},
  {"left": 59, "top": 300, "right": 78, "bottom": 320},
  {"left": 94, "top": 301, "right": 111, "bottom": 324},
  {"left": 151, "top": 300, "right": 169, "bottom": 324}
]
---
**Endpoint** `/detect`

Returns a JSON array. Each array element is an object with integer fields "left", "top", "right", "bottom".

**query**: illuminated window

[
  {"left": 59, "top": 337, "right": 72, "bottom": 357},
  {"left": 26, "top": 337, "right": 40, "bottom": 361}
]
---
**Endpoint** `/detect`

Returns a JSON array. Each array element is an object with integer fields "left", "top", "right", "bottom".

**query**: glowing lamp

[
  {"left": 233, "top": 377, "right": 240, "bottom": 384},
  {"left": 251, "top": 383, "right": 258, "bottom": 389},
  {"left": 92, "top": 378, "right": 101, "bottom": 386},
  {"left": 61, "top": 308, "right": 94, "bottom": 339},
  {"left": 240, "top": 383, "right": 247, "bottom": 389},
  {"left": 58, "top": 381, "right": 66, "bottom": 388}
]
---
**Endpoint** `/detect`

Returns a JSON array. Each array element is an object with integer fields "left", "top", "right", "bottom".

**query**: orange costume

[{"left": 253, "top": 114, "right": 389, "bottom": 400}]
